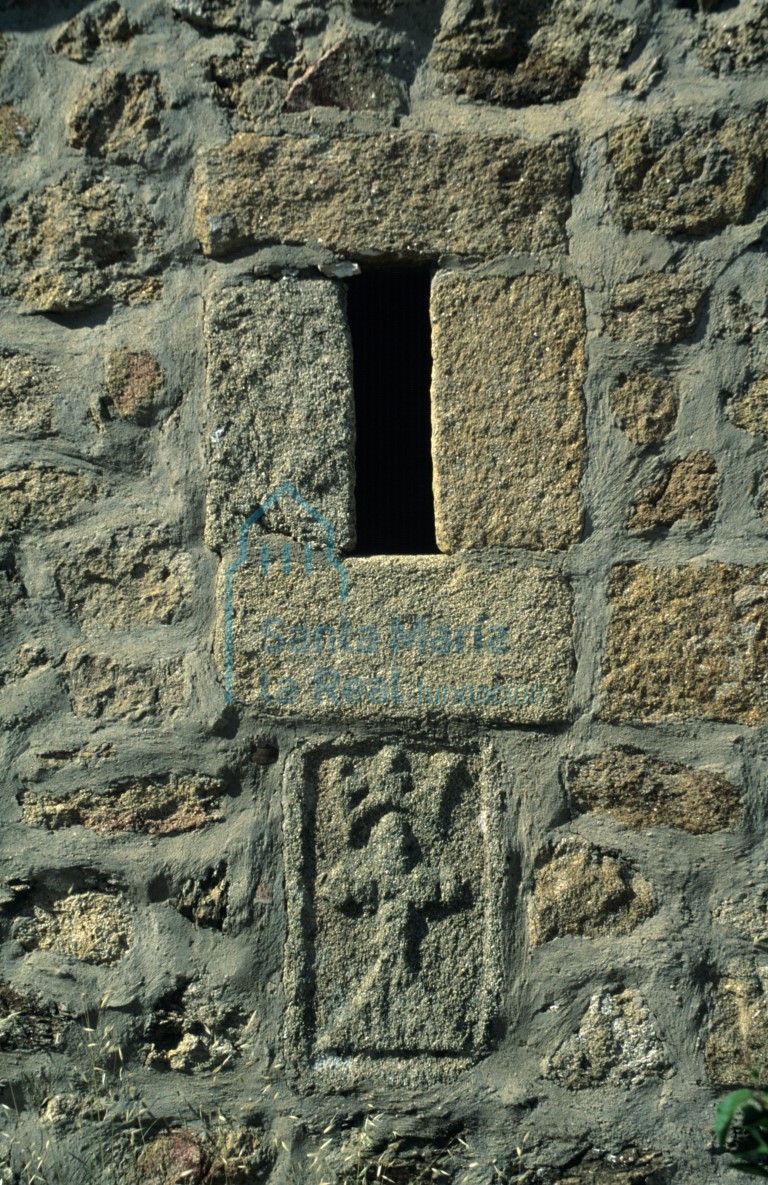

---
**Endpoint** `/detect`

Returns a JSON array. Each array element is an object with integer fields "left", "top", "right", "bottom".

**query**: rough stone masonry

[{"left": 1, "top": 1, "right": 768, "bottom": 1183}]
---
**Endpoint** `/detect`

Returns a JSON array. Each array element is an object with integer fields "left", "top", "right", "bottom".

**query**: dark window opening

[
  {"left": 675, "top": 0, "right": 738, "bottom": 11},
  {"left": 347, "top": 267, "right": 438, "bottom": 555}
]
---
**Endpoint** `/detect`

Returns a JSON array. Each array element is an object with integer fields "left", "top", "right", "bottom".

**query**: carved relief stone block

[{"left": 282, "top": 739, "right": 503, "bottom": 1088}]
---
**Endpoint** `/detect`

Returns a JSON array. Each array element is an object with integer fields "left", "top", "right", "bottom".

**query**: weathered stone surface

[
  {"left": 714, "top": 285, "right": 766, "bottom": 343},
  {"left": 436, "top": 0, "right": 640, "bottom": 107},
  {"left": 757, "top": 478, "right": 768, "bottom": 523},
  {"left": 284, "top": 38, "right": 403, "bottom": 112},
  {"left": 5, "top": 0, "right": 768, "bottom": 1168},
  {"left": 175, "top": 862, "right": 229, "bottom": 929},
  {"left": 0, "top": 545, "right": 26, "bottom": 621},
  {"left": 0, "top": 981, "right": 65, "bottom": 1051},
  {"left": 328, "top": 1141, "right": 460, "bottom": 1185},
  {"left": 432, "top": 0, "right": 637, "bottom": 108},
  {"left": 137, "top": 1125, "right": 271, "bottom": 1184},
  {"left": 432, "top": 273, "right": 586, "bottom": 552},
  {"left": 55, "top": 525, "right": 192, "bottom": 629},
  {"left": 713, "top": 892, "right": 768, "bottom": 945},
  {"left": 705, "top": 961, "right": 768, "bottom": 1084},
  {"left": 0, "top": 352, "right": 55, "bottom": 436},
  {"left": 172, "top": 0, "right": 276, "bottom": 37},
  {"left": 10, "top": 644, "right": 46, "bottom": 681},
  {"left": 207, "top": 41, "right": 292, "bottom": 121},
  {"left": 604, "top": 275, "right": 704, "bottom": 345},
  {"left": 204, "top": 278, "right": 353, "bottom": 554},
  {"left": 68, "top": 71, "right": 164, "bottom": 162},
  {"left": 545, "top": 990, "right": 668, "bottom": 1089},
  {"left": 0, "top": 467, "right": 96, "bottom": 536},
  {"left": 726, "top": 376, "right": 768, "bottom": 436},
  {"left": 432, "top": 0, "right": 585, "bottom": 106},
  {"left": 39, "top": 1092, "right": 99, "bottom": 1128},
  {"left": 283, "top": 741, "right": 503, "bottom": 1085},
  {"left": 19, "top": 775, "right": 222, "bottom": 834},
  {"left": 607, "top": 114, "right": 766, "bottom": 235},
  {"left": 528, "top": 836, "right": 654, "bottom": 945},
  {"left": 13, "top": 890, "right": 132, "bottom": 965},
  {"left": 1, "top": 176, "right": 157, "bottom": 312},
  {"left": 54, "top": 2, "right": 138, "bottom": 62},
  {"left": 601, "top": 563, "right": 768, "bottom": 725},
  {"left": 350, "top": 0, "right": 395, "bottom": 15},
  {"left": 138, "top": 1130, "right": 208, "bottom": 1185},
  {"left": 195, "top": 132, "right": 574, "bottom": 258},
  {"left": 222, "top": 544, "right": 574, "bottom": 724},
  {"left": 609, "top": 373, "right": 679, "bottom": 446},
  {"left": 628, "top": 451, "right": 718, "bottom": 532},
  {"left": 64, "top": 650, "right": 187, "bottom": 721},
  {"left": 564, "top": 748, "right": 741, "bottom": 833},
  {"left": 144, "top": 980, "right": 249, "bottom": 1073},
  {"left": 699, "top": 8, "right": 768, "bottom": 74},
  {"left": 104, "top": 349, "right": 166, "bottom": 422},
  {"left": 0, "top": 104, "right": 30, "bottom": 154}
]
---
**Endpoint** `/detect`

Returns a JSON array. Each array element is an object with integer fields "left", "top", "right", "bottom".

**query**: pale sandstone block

[{"left": 431, "top": 273, "right": 586, "bottom": 552}]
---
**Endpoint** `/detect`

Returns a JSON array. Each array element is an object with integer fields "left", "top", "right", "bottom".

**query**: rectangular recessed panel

[{"left": 282, "top": 739, "right": 504, "bottom": 1088}]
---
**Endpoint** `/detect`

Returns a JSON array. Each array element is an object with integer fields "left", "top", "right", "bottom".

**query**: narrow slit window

[{"left": 347, "top": 267, "right": 437, "bottom": 555}]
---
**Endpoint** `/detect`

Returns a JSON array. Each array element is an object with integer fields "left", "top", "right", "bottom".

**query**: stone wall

[{"left": 1, "top": 1, "right": 767, "bottom": 1182}]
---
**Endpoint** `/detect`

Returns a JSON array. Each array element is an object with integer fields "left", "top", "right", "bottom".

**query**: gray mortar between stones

[{"left": 1, "top": 1, "right": 768, "bottom": 1183}]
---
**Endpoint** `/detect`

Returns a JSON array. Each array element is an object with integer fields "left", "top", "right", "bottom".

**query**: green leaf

[
  {"left": 731, "top": 1164, "right": 768, "bottom": 1178},
  {"left": 717, "top": 1091, "right": 758, "bottom": 1146}
]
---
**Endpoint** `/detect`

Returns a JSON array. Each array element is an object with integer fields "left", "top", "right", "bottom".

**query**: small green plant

[{"left": 716, "top": 1086, "right": 768, "bottom": 1177}]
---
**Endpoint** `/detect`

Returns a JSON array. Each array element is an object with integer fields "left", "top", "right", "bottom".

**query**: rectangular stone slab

[
  {"left": 218, "top": 544, "right": 574, "bottom": 724},
  {"left": 431, "top": 272, "right": 586, "bottom": 551},
  {"left": 203, "top": 277, "right": 355, "bottom": 554},
  {"left": 195, "top": 131, "right": 574, "bottom": 259},
  {"left": 282, "top": 738, "right": 504, "bottom": 1088}
]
